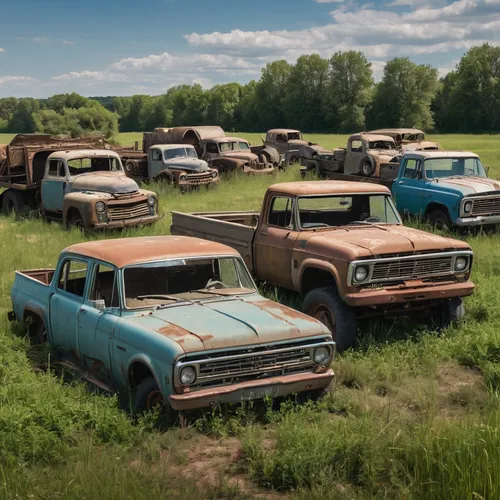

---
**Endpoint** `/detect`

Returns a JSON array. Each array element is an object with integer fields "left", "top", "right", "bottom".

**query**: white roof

[
  {"left": 47, "top": 149, "right": 120, "bottom": 161},
  {"left": 404, "top": 150, "right": 479, "bottom": 159}
]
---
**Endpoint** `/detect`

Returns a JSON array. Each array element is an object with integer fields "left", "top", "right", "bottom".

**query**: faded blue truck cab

[
  {"left": 9, "top": 236, "right": 335, "bottom": 414},
  {"left": 392, "top": 151, "right": 500, "bottom": 229}
]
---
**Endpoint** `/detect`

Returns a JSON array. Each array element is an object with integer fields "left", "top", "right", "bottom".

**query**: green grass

[{"left": 1, "top": 134, "right": 500, "bottom": 497}]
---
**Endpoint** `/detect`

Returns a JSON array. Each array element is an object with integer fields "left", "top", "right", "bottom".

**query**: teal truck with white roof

[
  {"left": 8, "top": 236, "right": 335, "bottom": 418},
  {"left": 392, "top": 150, "right": 500, "bottom": 229}
]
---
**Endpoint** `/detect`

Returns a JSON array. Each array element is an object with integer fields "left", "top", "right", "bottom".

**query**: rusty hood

[
  {"left": 220, "top": 151, "right": 259, "bottom": 162},
  {"left": 71, "top": 172, "right": 140, "bottom": 194},
  {"left": 300, "top": 224, "right": 470, "bottom": 261},
  {"left": 428, "top": 176, "right": 500, "bottom": 196},
  {"left": 126, "top": 294, "right": 329, "bottom": 353}
]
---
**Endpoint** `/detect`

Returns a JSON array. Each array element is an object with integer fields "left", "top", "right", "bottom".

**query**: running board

[{"left": 55, "top": 359, "right": 113, "bottom": 392}]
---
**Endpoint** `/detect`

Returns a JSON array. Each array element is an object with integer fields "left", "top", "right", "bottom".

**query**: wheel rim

[
  {"left": 146, "top": 389, "right": 164, "bottom": 410},
  {"left": 362, "top": 162, "right": 371, "bottom": 175},
  {"left": 311, "top": 304, "right": 336, "bottom": 339}
]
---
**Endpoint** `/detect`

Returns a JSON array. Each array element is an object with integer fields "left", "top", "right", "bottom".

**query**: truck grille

[
  {"left": 371, "top": 256, "right": 453, "bottom": 281},
  {"left": 108, "top": 201, "right": 150, "bottom": 220},
  {"left": 470, "top": 197, "right": 500, "bottom": 216},
  {"left": 185, "top": 172, "right": 214, "bottom": 185}
]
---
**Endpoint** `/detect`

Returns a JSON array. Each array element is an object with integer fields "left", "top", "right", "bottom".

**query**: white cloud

[
  {"left": 33, "top": 37, "right": 48, "bottom": 43},
  {"left": 52, "top": 71, "right": 127, "bottom": 82},
  {"left": 314, "top": 0, "right": 343, "bottom": 2},
  {"left": 63, "top": 40, "right": 75, "bottom": 45},
  {"left": 0, "top": 76, "right": 37, "bottom": 86},
  {"left": 0, "top": 48, "right": 4, "bottom": 53}
]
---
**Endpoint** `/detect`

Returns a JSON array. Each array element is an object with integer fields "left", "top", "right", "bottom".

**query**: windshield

[
  {"left": 219, "top": 141, "right": 250, "bottom": 152},
  {"left": 402, "top": 133, "right": 425, "bottom": 141},
  {"left": 424, "top": 157, "right": 486, "bottom": 179},
  {"left": 164, "top": 147, "right": 197, "bottom": 160},
  {"left": 67, "top": 157, "right": 123, "bottom": 175},
  {"left": 368, "top": 141, "right": 395, "bottom": 150},
  {"left": 298, "top": 194, "right": 401, "bottom": 229},
  {"left": 123, "top": 257, "right": 256, "bottom": 309},
  {"left": 288, "top": 132, "right": 302, "bottom": 140}
]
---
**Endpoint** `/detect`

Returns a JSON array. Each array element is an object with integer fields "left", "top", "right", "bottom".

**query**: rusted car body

[
  {"left": 0, "top": 135, "right": 159, "bottom": 229},
  {"left": 9, "top": 235, "right": 335, "bottom": 415},
  {"left": 171, "top": 181, "right": 474, "bottom": 351},
  {"left": 144, "top": 126, "right": 278, "bottom": 174},
  {"left": 301, "top": 133, "right": 402, "bottom": 179},
  {"left": 369, "top": 128, "right": 441, "bottom": 152}
]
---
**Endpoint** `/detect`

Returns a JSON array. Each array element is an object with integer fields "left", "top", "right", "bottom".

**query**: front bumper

[
  {"left": 178, "top": 177, "right": 220, "bottom": 191},
  {"left": 92, "top": 213, "right": 161, "bottom": 229},
  {"left": 243, "top": 164, "right": 275, "bottom": 175},
  {"left": 344, "top": 280, "right": 475, "bottom": 307},
  {"left": 456, "top": 215, "right": 500, "bottom": 227},
  {"left": 168, "top": 369, "right": 334, "bottom": 411}
]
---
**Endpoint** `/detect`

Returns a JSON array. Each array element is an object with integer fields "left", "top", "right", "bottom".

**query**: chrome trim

[
  {"left": 461, "top": 194, "right": 500, "bottom": 218},
  {"left": 173, "top": 341, "right": 335, "bottom": 387},
  {"left": 456, "top": 215, "right": 500, "bottom": 226},
  {"left": 347, "top": 250, "right": 473, "bottom": 286}
]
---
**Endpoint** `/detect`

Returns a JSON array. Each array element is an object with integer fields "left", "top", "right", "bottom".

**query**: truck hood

[
  {"left": 302, "top": 224, "right": 469, "bottom": 260},
  {"left": 220, "top": 151, "right": 259, "bottom": 162},
  {"left": 71, "top": 172, "right": 139, "bottom": 194},
  {"left": 165, "top": 157, "right": 209, "bottom": 173},
  {"left": 368, "top": 149, "right": 401, "bottom": 163},
  {"left": 126, "top": 295, "right": 328, "bottom": 353},
  {"left": 428, "top": 176, "right": 500, "bottom": 196}
]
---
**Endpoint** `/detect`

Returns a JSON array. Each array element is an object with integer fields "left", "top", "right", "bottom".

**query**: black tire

[
  {"left": 27, "top": 319, "right": 47, "bottom": 345},
  {"left": 133, "top": 376, "right": 178, "bottom": 424},
  {"left": 359, "top": 157, "right": 375, "bottom": 177},
  {"left": 2, "top": 190, "right": 25, "bottom": 216},
  {"left": 303, "top": 286, "right": 358, "bottom": 352},
  {"left": 428, "top": 209, "right": 452, "bottom": 231},
  {"left": 66, "top": 211, "right": 86, "bottom": 231},
  {"left": 434, "top": 297, "right": 465, "bottom": 328},
  {"left": 124, "top": 160, "right": 137, "bottom": 175},
  {"left": 155, "top": 172, "right": 174, "bottom": 185}
]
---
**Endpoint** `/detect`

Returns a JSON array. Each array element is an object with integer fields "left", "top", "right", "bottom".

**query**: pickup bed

[{"left": 171, "top": 181, "right": 475, "bottom": 350}]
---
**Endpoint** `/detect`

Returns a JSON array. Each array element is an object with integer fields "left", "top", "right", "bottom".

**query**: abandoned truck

[
  {"left": 0, "top": 134, "right": 159, "bottom": 229},
  {"left": 368, "top": 128, "right": 441, "bottom": 152},
  {"left": 392, "top": 151, "right": 500, "bottom": 230},
  {"left": 171, "top": 181, "right": 475, "bottom": 351},
  {"left": 9, "top": 236, "right": 335, "bottom": 416},
  {"left": 145, "top": 126, "right": 279, "bottom": 174},
  {"left": 300, "top": 133, "right": 402, "bottom": 179},
  {"left": 118, "top": 140, "right": 219, "bottom": 189}
]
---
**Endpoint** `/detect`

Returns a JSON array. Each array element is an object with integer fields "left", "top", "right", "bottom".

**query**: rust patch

[
  {"left": 158, "top": 324, "right": 190, "bottom": 338},
  {"left": 249, "top": 298, "right": 318, "bottom": 323}
]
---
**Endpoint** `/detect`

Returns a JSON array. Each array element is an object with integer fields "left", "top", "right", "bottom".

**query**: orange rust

[
  {"left": 198, "top": 334, "right": 214, "bottom": 342},
  {"left": 248, "top": 299, "right": 317, "bottom": 323},
  {"left": 267, "top": 180, "right": 390, "bottom": 197},
  {"left": 158, "top": 324, "right": 191, "bottom": 338}
]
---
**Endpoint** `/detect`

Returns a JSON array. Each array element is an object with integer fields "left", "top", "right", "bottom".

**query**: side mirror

[
  {"left": 88, "top": 299, "right": 106, "bottom": 310},
  {"left": 486, "top": 166, "right": 490, "bottom": 175}
]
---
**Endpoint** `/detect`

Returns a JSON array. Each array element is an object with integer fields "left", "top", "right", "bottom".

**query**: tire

[
  {"left": 428, "top": 209, "right": 452, "bottom": 231},
  {"left": 133, "top": 376, "right": 178, "bottom": 424},
  {"left": 2, "top": 190, "right": 25, "bottom": 216},
  {"left": 303, "top": 286, "right": 358, "bottom": 352},
  {"left": 66, "top": 211, "right": 86, "bottom": 231},
  {"left": 359, "top": 157, "right": 375, "bottom": 177},
  {"left": 124, "top": 160, "right": 137, "bottom": 175},
  {"left": 155, "top": 173, "right": 174, "bottom": 185},
  {"left": 27, "top": 319, "right": 47, "bottom": 345},
  {"left": 434, "top": 297, "right": 465, "bottom": 328}
]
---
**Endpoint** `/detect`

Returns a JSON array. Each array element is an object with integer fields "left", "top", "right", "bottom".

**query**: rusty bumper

[
  {"left": 243, "top": 164, "right": 275, "bottom": 175},
  {"left": 344, "top": 280, "right": 475, "bottom": 307},
  {"left": 178, "top": 177, "right": 220, "bottom": 192},
  {"left": 92, "top": 214, "right": 161, "bottom": 229},
  {"left": 168, "top": 370, "right": 334, "bottom": 411}
]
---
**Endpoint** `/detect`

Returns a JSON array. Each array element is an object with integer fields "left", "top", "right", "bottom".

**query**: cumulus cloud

[
  {"left": 0, "top": 48, "right": 4, "bottom": 53},
  {"left": 63, "top": 40, "right": 75, "bottom": 45},
  {"left": 0, "top": 76, "right": 37, "bottom": 86},
  {"left": 52, "top": 71, "right": 127, "bottom": 82}
]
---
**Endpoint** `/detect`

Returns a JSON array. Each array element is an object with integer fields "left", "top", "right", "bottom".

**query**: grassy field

[{"left": 0, "top": 133, "right": 500, "bottom": 498}]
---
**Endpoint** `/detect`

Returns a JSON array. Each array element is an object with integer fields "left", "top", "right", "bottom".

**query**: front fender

[
  {"left": 295, "top": 258, "right": 344, "bottom": 296},
  {"left": 125, "top": 353, "right": 171, "bottom": 396},
  {"left": 62, "top": 192, "right": 97, "bottom": 226}
]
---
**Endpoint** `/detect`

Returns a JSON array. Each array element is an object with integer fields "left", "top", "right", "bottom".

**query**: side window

[
  {"left": 89, "top": 264, "right": 119, "bottom": 308},
  {"left": 57, "top": 259, "right": 88, "bottom": 297},
  {"left": 206, "top": 142, "right": 218, "bottom": 154},
  {"left": 350, "top": 140, "right": 362, "bottom": 153},
  {"left": 151, "top": 149, "right": 162, "bottom": 161},
  {"left": 48, "top": 159, "right": 63, "bottom": 177},
  {"left": 268, "top": 196, "right": 293, "bottom": 228},
  {"left": 403, "top": 159, "right": 420, "bottom": 179}
]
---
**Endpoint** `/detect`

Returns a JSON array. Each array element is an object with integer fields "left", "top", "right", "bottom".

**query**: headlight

[
  {"left": 211, "top": 170, "right": 218, "bottom": 178},
  {"left": 463, "top": 200, "right": 473, "bottom": 214},
  {"left": 147, "top": 196, "right": 155, "bottom": 206},
  {"left": 179, "top": 366, "right": 196, "bottom": 385},
  {"left": 455, "top": 256, "right": 468, "bottom": 272},
  {"left": 313, "top": 346, "right": 331, "bottom": 365},
  {"left": 179, "top": 174, "right": 187, "bottom": 181},
  {"left": 95, "top": 201, "right": 106, "bottom": 213},
  {"left": 354, "top": 265, "right": 369, "bottom": 282}
]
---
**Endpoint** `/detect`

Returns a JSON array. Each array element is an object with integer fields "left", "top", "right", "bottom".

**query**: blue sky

[{"left": 0, "top": 0, "right": 499, "bottom": 98}]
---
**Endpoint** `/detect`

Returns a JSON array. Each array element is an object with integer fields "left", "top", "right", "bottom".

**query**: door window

[
  {"left": 402, "top": 159, "right": 420, "bottom": 179},
  {"left": 350, "top": 140, "right": 362, "bottom": 152},
  {"left": 57, "top": 259, "right": 88, "bottom": 297},
  {"left": 268, "top": 196, "right": 293, "bottom": 228},
  {"left": 89, "top": 264, "right": 119, "bottom": 308},
  {"left": 206, "top": 142, "right": 219, "bottom": 154},
  {"left": 151, "top": 149, "right": 162, "bottom": 161},
  {"left": 48, "top": 159, "right": 64, "bottom": 177}
]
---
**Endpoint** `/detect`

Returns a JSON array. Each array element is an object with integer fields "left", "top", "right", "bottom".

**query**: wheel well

[
  {"left": 129, "top": 362, "right": 154, "bottom": 389},
  {"left": 65, "top": 207, "right": 81, "bottom": 222},
  {"left": 424, "top": 202, "right": 450, "bottom": 218},
  {"left": 23, "top": 311, "right": 44, "bottom": 337},
  {"left": 301, "top": 267, "right": 337, "bottom": 296}
]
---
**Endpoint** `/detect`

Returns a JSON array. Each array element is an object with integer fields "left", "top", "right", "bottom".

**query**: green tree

[
  {"left": 206, "top": 83, "right": 242, "bottom": 130},
  {"left": 7, "top": 98, "right": 40, "bottom": 132}
]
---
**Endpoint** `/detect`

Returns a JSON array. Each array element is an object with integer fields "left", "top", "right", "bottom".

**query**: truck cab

[
  {"left": 392, "top": 151, "right": 500, "bottom": 229},
  {"left": 40, "top": 149, "right": 159, "bottom": 229}
]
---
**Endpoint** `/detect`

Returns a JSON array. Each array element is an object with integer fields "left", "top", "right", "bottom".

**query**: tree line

[{"left": 1, "top": 43, "right": 499, "bottom": 138}]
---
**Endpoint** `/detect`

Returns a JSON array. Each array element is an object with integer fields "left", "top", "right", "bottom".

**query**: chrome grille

[
  {"left": 185, "top": 172, "right": 214, "bottom": 185},
  {"left": 108, "top": 201, "right": 150, "bottom": 220},
  {"left": 470, "top": 197, "right": 500, "bottom": 216},
  {"left": 371, "top": 256, "right": 453, "bottom": 281}
]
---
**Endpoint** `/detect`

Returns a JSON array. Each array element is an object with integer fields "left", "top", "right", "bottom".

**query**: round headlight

[
  {"left": 455, "top": 256, "right": 468, "bottom": 271},
  {"left": 354, "top": 266, "right": 369, "bottom": 282},
  {"left": 463, "top": 201, "right": 473, "bottom": 214},
  {"left": 313, "top": 346, "right": 330, "bottom": 365},
  {"left": 179, "top": 174, "right": 187, "bottom": 181},
  {"left": 148, "top": 196, "right": 155, "bottom": 206},
  {"left": 95, "top": 201, "right": 106, "bottom": 213},
  {"left": 179, "top": 366, "right": 196, "bottom": 385},
  {"left": 212, "top": 170, "right": 218, "bottom": 178}
]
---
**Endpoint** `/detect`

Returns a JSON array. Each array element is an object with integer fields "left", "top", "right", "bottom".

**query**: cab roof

[
  {"left": 267, "top": 129, "right": 301, "bottom": 134},
  {"left": 208, "top": 136, "right": 248, "bottom": 143},
  {"left": 268, "top": 181, "right": 390, "bottom": 196},
  {"left": 151, "top": 144, "right": 195, "bottom": 151},
  {"left": 404, "top": 150, "right": 479, "bottom": 159},
  {"left": 370, "top": 128, "right": 425, "bottom": 135},
  {"left": 63, "top": 236, "right": 239, "bottom": 268},
  {"left": 47, "top": 149, "right": 120, "bottom": 161}
]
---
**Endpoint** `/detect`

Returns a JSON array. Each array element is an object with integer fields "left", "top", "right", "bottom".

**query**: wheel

[
  {"left": 155, "top": 173, "right": 174, "bottom": 185},
  {"left": 133, "top": 376, "right": 178, "bottom": 423},
  {"left": 67, "top": 211, "right": 86, "bottom": 231},
  {"left": 433, "top": 297, "right": 465, "bottom": 328},
  {"left": 2, "top": 190, "right": 25, "bottom": 216},
  {"left": 428, "top": 209, "right": 452, "bottom": 231},
  {"left": 359, "top": 158, "right": 375, "bottom": 177},
  {"left": 27, "top": 319, "right": 47, "bottom": 345},
  {"left": 303, "top": 286, "right": 358, "bottom": 352},
  {"left": 124, "top": 160, "right": 137, "bottom": 174}
]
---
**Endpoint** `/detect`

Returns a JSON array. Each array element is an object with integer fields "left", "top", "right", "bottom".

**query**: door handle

[
  {"left": 398, "top": 180, "right": 404, "bottom": 184},
  {"left": 80, "top": 308, "right": 87, "bottom": 314}
]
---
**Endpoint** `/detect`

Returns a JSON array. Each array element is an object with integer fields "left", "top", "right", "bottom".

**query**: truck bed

[{"left": 171, "top": 211, "right": 258, "bottom": 272}]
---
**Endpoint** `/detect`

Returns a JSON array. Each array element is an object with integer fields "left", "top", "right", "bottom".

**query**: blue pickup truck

[
  {"left": 392, "top": 151, "right": 500, "bottom": 230},
  {"left": 9, "top": 236, "right": 335, "bottom": 418}
]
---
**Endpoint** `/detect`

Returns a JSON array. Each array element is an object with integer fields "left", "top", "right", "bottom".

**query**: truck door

[
  {"left": 77, "top": 263, "right": 120, "bottom": 385},
  {"left": 49, "top": 258, "right": 89, "bottom": 356},
  {"left": 254, "top": 195, "right": 298, "bottom": 289},
  {"left": 344, "top": 137, "right": 363, "bottom": 175},
  {"left": 148, "top": 147, "right": 164, "bottom": 178},
  {"left": 392, "top": 158, "right": 425, "bottom": 216},
  {"left": 41, "top": 159, "right": 68, "bottom": 214}
]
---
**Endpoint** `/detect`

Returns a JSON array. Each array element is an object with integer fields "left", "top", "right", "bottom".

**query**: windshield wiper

[{"left": 136, "top": 294, "right": 186, "bottom": 303}]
